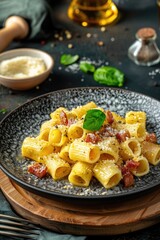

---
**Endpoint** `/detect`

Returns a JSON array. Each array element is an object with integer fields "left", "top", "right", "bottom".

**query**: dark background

[{"left": 0, "top": 0, "right": 160, "bottom": 121}]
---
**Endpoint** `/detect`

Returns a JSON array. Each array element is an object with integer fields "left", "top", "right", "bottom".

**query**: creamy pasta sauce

[{"left": 0, "top": 56, "right": 46, "bottom": 78}]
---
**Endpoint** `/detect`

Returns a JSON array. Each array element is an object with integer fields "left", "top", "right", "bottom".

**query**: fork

[{"left": 0, "top": 214, "right": 40, "bottom": 239}]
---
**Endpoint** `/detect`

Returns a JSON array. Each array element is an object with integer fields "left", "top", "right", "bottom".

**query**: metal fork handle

[
  {"left": 0, "top": 214, "right": 40, "bottom": 228},
  {"left": 0, "top": 230, "right": 37, "bottom": 239},
  {"left": 0, "top": 213, "right": 33, "bottom": 223},
  {"left": 0, "top": 224, "right": 39, "bottom": 233},
  {"left": 0, "top": 213, "right": 40, "bottom": 239},
  {"left": 0, "top": 218, "right": 39, "bottom": 229}
]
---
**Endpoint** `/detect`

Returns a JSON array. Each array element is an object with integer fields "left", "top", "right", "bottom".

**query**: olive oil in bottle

[{"left": 68, "top": 0, "right": 119, "bottom": 27}]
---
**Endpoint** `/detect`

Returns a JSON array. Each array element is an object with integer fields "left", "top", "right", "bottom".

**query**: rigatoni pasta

[
  {"left": 71, "top": 101, "right": 97, "bottom": 118},
  {"left": 125, "top": 111, "right": 146, "bottom": 126},
  {"left": 21, "top": 137, "right": 54, "bottom": 162},
  {"left": 119, "top": 137, "right": 141, "bottom": 160},
  {"left": 21, "top": 101, "right": 160, "bottom": 189},
  {"left": 59, "top": 144, "right": 74, "bottom": 164},
  {"left": 44, "top": 153, "right": 71, "bottom": 180},
  {"left": 98, "top": 137, "right": 119, "bottom": 162},
  {"left": 141, "top": 141, "right": 160, "bottom": 165},
  {"left": 48, "top": 125, "right": 68, "bottom": 146},
  {"left": 131, "top": 156, "right": 149, "bottom": 177},
  {"left": 93, "top": 160, "right": 122, "bottom": 189},
  {"left": 69, "top": 139, "right": 100, "bottom": 163},
  {"left": 125, "top": 123, "right": 146, "bottom": 142},
  {"left": 68, "top": 161, "right": 93, "bottom": 187},
  {"left": 67, "top": 120, "right": 84, "bottom": 141}
]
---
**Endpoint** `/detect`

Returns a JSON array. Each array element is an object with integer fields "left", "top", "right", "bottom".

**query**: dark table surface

[{"left": 0, "top": 1, "right": 160, "bottom": 239}]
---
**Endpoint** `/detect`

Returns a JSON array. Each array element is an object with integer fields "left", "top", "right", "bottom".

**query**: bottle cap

[{"left": 136, "top": 28, "right": 156, "bottom": 40}]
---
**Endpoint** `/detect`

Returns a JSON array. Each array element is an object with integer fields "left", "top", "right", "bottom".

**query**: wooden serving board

[{"left": 0, "top": 170, "right": 160, "bottom": 236}]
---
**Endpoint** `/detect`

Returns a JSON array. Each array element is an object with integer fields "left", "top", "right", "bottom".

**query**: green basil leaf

[
  {"left": 93, "top": 66, "right": 124, "bottom": 87},
  {"left": 0, "top": 108, "right": 7, "bottom": 114},
  {"left": 80, "top": 62, "right": 95, "bottom": 73},
  {"left": 83, "top": 109, "right": 106, "bottom": 131},
  {"left": 60, "top": 54, "right": 79, "bottom": 65}
]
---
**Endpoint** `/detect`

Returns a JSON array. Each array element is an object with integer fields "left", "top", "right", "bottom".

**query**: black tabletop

[
  {"left": 0, "top": 1, "right": 160, "bottom": 239},
  {"left": 0, "top": 0, "right": 160, "bottom": 121}
]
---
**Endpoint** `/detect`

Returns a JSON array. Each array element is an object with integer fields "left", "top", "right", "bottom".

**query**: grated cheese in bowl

[{"left": 0, "top": 56, "right": 47, "bottom": 79}]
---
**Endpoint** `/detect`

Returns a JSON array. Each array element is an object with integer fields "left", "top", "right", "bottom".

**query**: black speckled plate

[{"left": 0, "top": 87, "right": 160, "bottom": 203}]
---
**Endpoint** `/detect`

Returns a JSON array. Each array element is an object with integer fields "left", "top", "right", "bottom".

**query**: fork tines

[{"left": 0, "top": 214, "right": 40, "bottom": 239}]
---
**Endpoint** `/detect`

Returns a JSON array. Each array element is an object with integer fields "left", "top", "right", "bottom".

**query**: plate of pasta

[{"left": 0, "top": 87, "right": 160, "bottom": 202}]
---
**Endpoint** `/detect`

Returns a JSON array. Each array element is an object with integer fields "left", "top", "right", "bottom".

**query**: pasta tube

[
  {"left": 68, "top": 120, "right": 84, "bottom": 141},
  {"left": 111, "top": 111, "right": 125, "bottom": 124},
  {"left": 69, "top": 139, "right": 100, "bottom": 163},
  {"left": 50, "top": 107, "right": 76, "bottom": 123},
  {"left": 68, "top": 161, "right": 93, "bottom": 187},
  {"left": 119, "top": 137, "right": 141, "bottom": 160},
  {"left": 71, "top": 101, "right": 97, "bottom": 119},
  {"left": 132, "top": 156, "right": 149, "bottom": 176},
  {"left": 40, "top": 119, "right": 57, "bottom": 132},
  {"left": 125, "top": 111, "right": 146, "bottom": 126},
  {"left": 37, "top": 129, "right": 50, "bottom": 141},
  {"left": 37, "top": 119, "right": 57, "bottom": 141},
  {"left": 93, "top": 160, "right": 122, "bottom": 189},
  {"left": 44, "top": 153, "right": 71, "bottom": 180},
  {"left": 141, "top": 141, "right": 160, "bottom": 165},
  {"left": 49, "top": 125, "right": 68, "bottom": 146},
  {"left": 21, "top": 137, "right": 53, "bottom": 162},
  {"left": 125, "top": 123, "right": 146, "bottom": 142},
  {"left": 98, "top": 137, "right": 119, "bottom": 162},
  {"left": 50, "top": 107, "right": 67, "bottom": 122},
  {"left": 59, "top": 144, "right": 74, "bottom": 164}
]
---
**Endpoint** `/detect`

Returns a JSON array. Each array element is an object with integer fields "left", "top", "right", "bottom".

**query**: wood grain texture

[{"left": 0, "top": 170, "right": 160, "bottom": 236}]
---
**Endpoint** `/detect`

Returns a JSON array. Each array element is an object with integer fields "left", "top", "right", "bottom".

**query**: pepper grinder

[{"left": 128, "top": 27, "right": 160, "bottom": 66}]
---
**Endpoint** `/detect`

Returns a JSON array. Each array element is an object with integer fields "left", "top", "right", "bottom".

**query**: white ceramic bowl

[{"left": 0, "top": 48, "right": 54, "bottom": 90}]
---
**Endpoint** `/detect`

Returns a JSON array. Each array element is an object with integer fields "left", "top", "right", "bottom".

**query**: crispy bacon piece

[
  {"left": 121, "top": 160, "right": 139, "bottom": 188},
  {"left": 60, "top": 110, "right": 76, "bottom": 126},
  {"left": 68, "top": 117, "right": 76, "bottom": 126},
  {"left": 106, "top": 110, "right": 114, "bottom": 124},
  {"left": 28, "top": 162, "right": 47, "bottom": 178},
  {"left": 116, "top": 129, "right": 130, "bottom": 142},
  {"left": 146, "top": 133, "right": 157, "bottom": 143},
  {"left": 86, "top": 124, "right": 117, "bottom": 144},
  {"left": 85, "top": 133, "right": 101, "bottom": 144},
  {"left": 60, "top": 110, "right": 68, "bottom": 125},
  {"left": 122, "top": 171, "right": 134, "bottom": 188},
  {"left": 125, "top": 159, "right": 140, "bottom": 171}
]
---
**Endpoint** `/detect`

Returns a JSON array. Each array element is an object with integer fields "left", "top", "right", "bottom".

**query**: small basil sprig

[
  {"left": 60, "top": 55, "right": 125, "bottom": 87},
  {"left": 0, "top": 108, "right": 7, "bottom": 114},
  {"left": 60, "top": 54, "right": 79, "bottom": 65},
  {"left": 80, "top": 62, "right": 95, "bottom": 73},
  {"left": 83, "top": 109, "right": 106, "bottom": 131},
  {"left": 94, "top": 66, "right": 124, "bottom": 87}
]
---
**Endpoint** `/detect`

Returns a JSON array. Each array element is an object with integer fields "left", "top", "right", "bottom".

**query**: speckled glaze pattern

[{"left": 0, "top": 87, "right": 160, "bottom": 201}]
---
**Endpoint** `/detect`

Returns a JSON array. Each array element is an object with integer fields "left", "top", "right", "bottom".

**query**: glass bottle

[
  {"left": 67, "top": 0, "right": 119, "bottom": 27},
  {"left": 128, "top": 28, "right": 160, "bottom": 66}
]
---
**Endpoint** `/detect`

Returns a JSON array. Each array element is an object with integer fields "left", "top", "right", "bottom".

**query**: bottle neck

[{"left": 75, "top": 0, "right": 109, "bottom": 7}]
